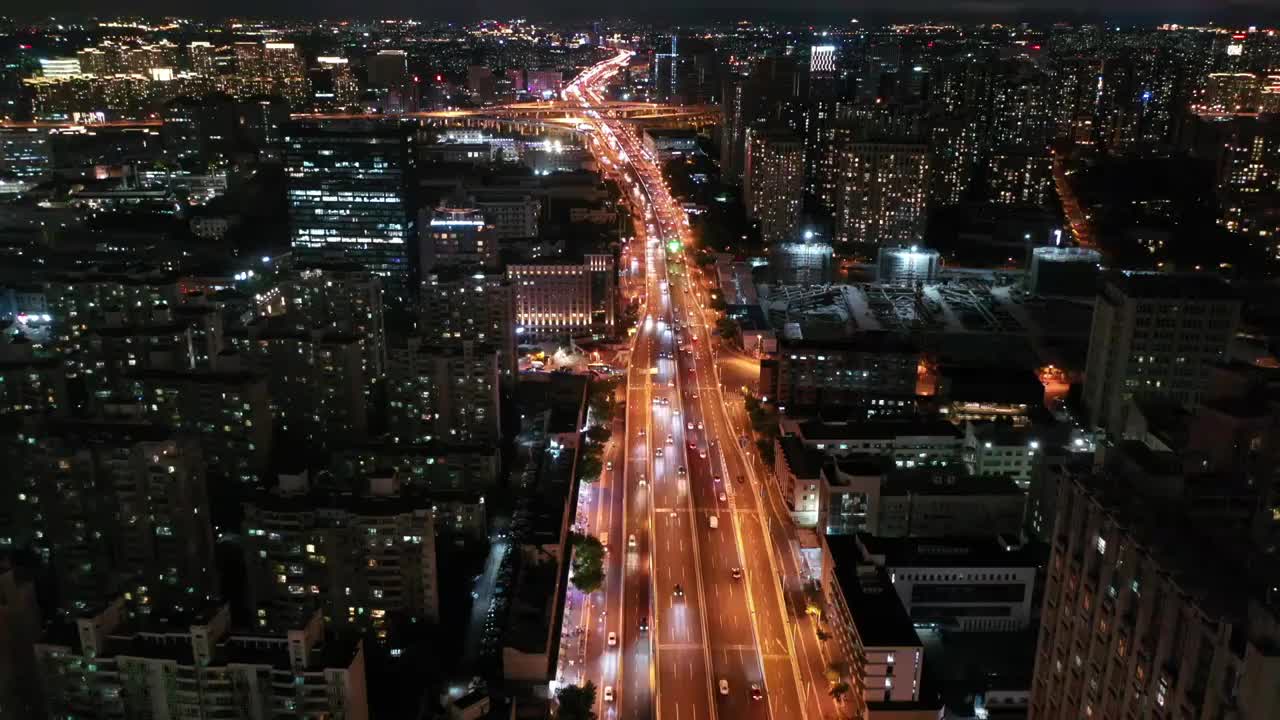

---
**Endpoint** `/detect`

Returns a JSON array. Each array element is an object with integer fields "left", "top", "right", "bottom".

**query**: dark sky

[{"left": 15, "top": 0, "right": 1278, "bottom": 23}]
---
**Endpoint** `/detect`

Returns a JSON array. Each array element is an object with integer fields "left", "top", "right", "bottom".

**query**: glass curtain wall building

[{"left": 285, "top": 121, "right": 417, "bottom": 306}]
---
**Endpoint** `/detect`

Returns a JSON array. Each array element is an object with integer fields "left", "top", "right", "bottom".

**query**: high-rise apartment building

[
  {"left": 507, "top": 254, "right": 616, "bottom": 340},
  {"left": 242, "top": 473, "right": 439, "bottom": 631},
  {"left": 419, "top": 269, "right": 516, "bottom": 380},
  {"left": 222, "top": 328, "right": 368, "bottom": 451},
  {"left": 985, "top": 148, "right": 1054, "bottom": 207},
  {"left": 1082, "top": 272, "right": 1240, "bottom": 433},
  {"left": 744, "top": 126, "right": 805, "bottom": 246},
  {"left": 129, "top": 369, "right": 273, "bottom": 484},
  {"left": 0, "top": 128, "right": 50, "bottom": 179},
  {"left": 1201, "top": 72, "right": 1262, "bottom": 114},
  {"left": 1, "top": 425, "right": 214, "bottom": 615},
  {"left": 834, "top": 142, "right": 930, "bottom": 246},
  {"left": 419, "top": 206, "right": 498, "bottom": 274},
  {"left": 285, "top": 122, "right": 417, "bottom": 306},
  {"left": 36, "top": 601, "right": 369, "bottom": 720},
  {"left": 278, "top": 265, "right": 387, "bottom": 380},
  {"left": 1030, "top": 473, "right": 1280, "bottom": 720},
  {"left": 386, "top": 338, "right": 501, "bottom": 445}
]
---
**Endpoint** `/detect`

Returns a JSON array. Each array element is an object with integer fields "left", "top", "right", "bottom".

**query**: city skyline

[{"left": 1, "top": 11, "right": 1278, "bottom": 720}]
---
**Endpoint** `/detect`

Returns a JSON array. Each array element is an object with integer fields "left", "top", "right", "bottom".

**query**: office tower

[
  {"left": 310, "top": 56, "right": 359, "bottom": 109},
  {"left": 1083, "top": 272, "right": 1240, "bottom": 433},
  {"left": 467, "top": 66, "right": 497, "bottom": 103},
  {"left": 285, "top": 122, "right": 417, "bottom": 306},
  {"left": 223, "top": 328, "right": 368, "bottom": 451},
  {"left": 419, "top": 206, "right": 498, "bottom": 274},
  {"left": 1201, "top": 72, "right": 1261, "bottom": 114},
  {"left": 369, "top": 49, "right": 408, "bottom": 89},
  {"left": 1029, "top": 473, "right": 1280, "bottom": 720},
  {"left": 985, "top": 148, "right": 1054, "bottom": 207},
  {"left": 1, "top": 426, "right": 214, "bottom": 614},
  {"left": 834, "top": 141, "right": 930, "bottom": 246},
  {"left": 38, "top": 58, "right": 80, "bottom": 79},
  {"left": 744, "top": 126, "right": 805, "bottom": 246},
  {"left": 0, "top": 127, "right": 49, "bottom": 179},
  {"left": 507, "top": 254, "right": 615, "bottom": 341},
  {"left": 419, "top": 269, "right": 516, "bottom": 380},
  {"left": 386, "top": 338, "right": 500, "bottom": 445},
  {"left": 279, "top": 265, "right": 387, "bottom": 378},
  {"left": 129, "top": 369, "right": 273, "bottom": 484},
  {"left": 927, "top": 114, "right": 980, "bottom": 207},
  {"left": 36, "top": 602, "right": 369, "bottom": 720},
  {"left": 243, "top": 473, "right": 439, "bottom": 631}
]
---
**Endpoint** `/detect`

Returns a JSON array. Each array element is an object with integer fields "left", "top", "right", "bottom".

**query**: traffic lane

[
  {"left": 762, "top": 656, "right": 803, "bottom": 720},
  {"left": 689, "top": 505, "right": 754, "bottom": 647},
  {"left": 653, "top": 509, "right": 705, "bottom": 648},
  {"left": 708, "top": 646, "right": 771, "bottom": 720},
  {"left": 656, "top": 646, "right": 713, "bottom": 720},
  {"left": 736, "top": 517, "right": 790, "bottom": 657}
]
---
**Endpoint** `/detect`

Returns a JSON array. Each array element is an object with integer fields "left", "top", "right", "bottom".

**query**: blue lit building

[{"left": 284, "top": 121, "right": 417, "bottom": 305}]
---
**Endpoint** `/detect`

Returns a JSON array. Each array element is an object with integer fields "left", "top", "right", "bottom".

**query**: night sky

[{"left": 13, "top": 0, "right": 1278, "bottom": 23}]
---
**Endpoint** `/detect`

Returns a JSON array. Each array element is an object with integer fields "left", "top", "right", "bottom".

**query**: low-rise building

[
  {"left": 857, "top": 534, "right": 1042, "bottom": 632},
  {"left": 35, "top": 601, "right": 368, "bottom": 720}
]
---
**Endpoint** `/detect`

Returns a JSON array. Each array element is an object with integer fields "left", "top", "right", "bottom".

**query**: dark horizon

[{"left": 5, "top": 1, "right": 1279, "bottom": 27}]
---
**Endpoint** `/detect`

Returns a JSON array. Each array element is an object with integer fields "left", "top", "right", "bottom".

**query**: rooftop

[
  {"left": 793, "top": 418, "right": 962, "bottom": 442},
  {"left": 827, "top": 536, "right": 921, "bottom": 648},
  {"left": 858, "top": 534, "right": 1045, "bottom": 569},
  {"left": 777, "top": 435, "right": 826, "bottom": 479},
  {"left": 1105, "top": 270, "right": 1238, "bottom": 302},
  {"left": 881, "top": 469, "right": 1021, "bottom": 497}
]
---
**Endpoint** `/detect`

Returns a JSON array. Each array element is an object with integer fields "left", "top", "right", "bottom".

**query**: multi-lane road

[{"left": 561, "top": 48, "right": 844, "bottom": 720}]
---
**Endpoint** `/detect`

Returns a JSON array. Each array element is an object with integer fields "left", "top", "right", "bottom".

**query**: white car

[
  {"left": 604, "top": 686, "right": 615, "bottom": 702},
  {"left": 608, "top": 632, "right": 618, "bottom": 647},
  {"left": 719, "top": 491, "right": 727, "bottom": 502},
  {"left": 687, "top": 421, "right": 694, "bottom": 431},
  {"left": 628, "top": 534, "right": 637, "bottom": 548},
  {"left": 719, "top": 679, "right": 729, "bottom": 696}
]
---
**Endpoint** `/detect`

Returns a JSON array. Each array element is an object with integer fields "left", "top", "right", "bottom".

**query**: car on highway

[
  {"left": 689, "top": 441, "right": 697, "bottom": 450},
  {"left": 606, "top": 461, "right": 613, "bottom": 470},
  {"left": 731, "top": 567, "right": 742, "bottom": 579},
  {"left": 750, "top": 684, "right": 764, "bottom": 700},
  {"left": 712, "top": 474, "right": 721, "bottom": 483},
  {"left": 737, "top": 475, "right": 746, "bottom": 484},
  {"left": 628, "top": 534, "right": 636, "bottom": 548},
  {"left": 677, "top": 466, "right": 687, "bottom": 476},
  {"left": 608, "top": 632, "right": 618, "bottom": 647},
  {"left": 719, "top": 679, "right": 729, "bottom": 696},
  {"left": 697, "top": 421, "right": 704, "bottom": 430},
  {"left": 700, "top": 449, "right": 707, "bottom": 458},
  {"left": 719, "top": 491, "right": 727, "bottom": 502},
  {"left": 639, "top": 616, "right": 648, "bottom": 633},
  {"left": 654, "top": 448, "right": 663, "bottom": 457},
  {"left": 673, "top": 583, "right": 684, "bottom": 597},
  {"left": 686, "top": 421, "right": 694, "bottom": 430},
  {"left": 604, "top": 686, "right": 615, "bottom": 703},
  {"left": 666, "top": 434, "right": 674, "bottom": 444}
]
